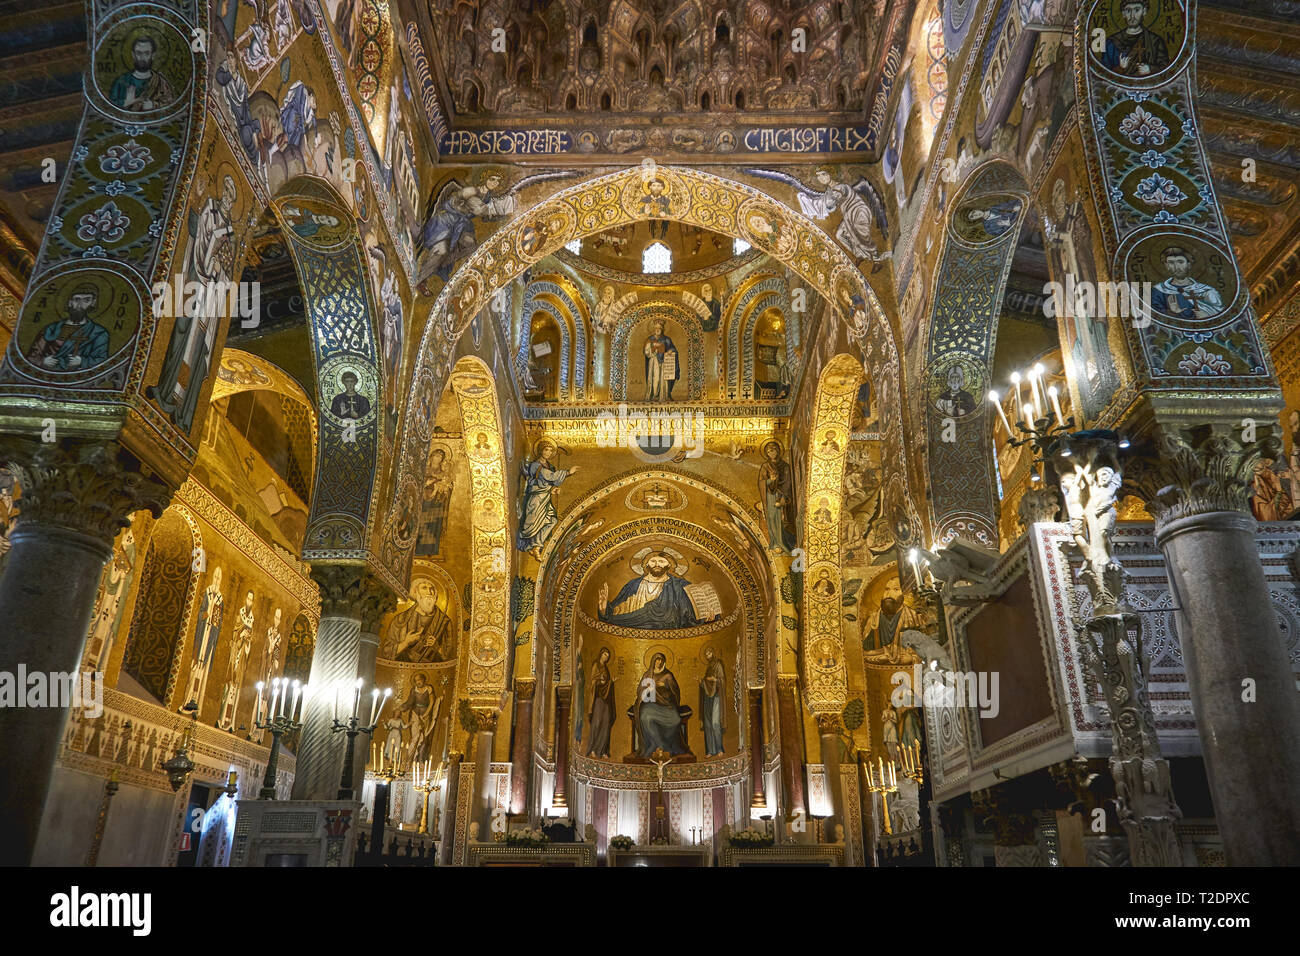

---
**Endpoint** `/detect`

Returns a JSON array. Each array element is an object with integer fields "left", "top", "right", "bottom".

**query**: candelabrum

[
  {"left": 865, "top": 755, "right": 899, "bottom": 836},
  {"left": 899, "top": 739, "right": 925, "bottom": 786},
  {"left": 253, "top": 677, "right": 304, "bottom": 799},
  {"left": 988, "top": 362, "right": 1130, "bottom": 485},
  {"left": 331, "top": 679, "right": 392, "bottom": 801},
  {"left": 412, "top": 758, "right": 446, "bottom": 837}
]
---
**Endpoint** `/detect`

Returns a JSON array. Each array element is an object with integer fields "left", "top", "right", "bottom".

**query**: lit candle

[
  {"left": 1010, "top": 371, "right": 1023, "bottom": 411},
  {"left": 291, "top": 681, "right": 302, "bottom": 722},
  {"left": 1028, "top": 369, "right": 1044, "bottom": 418},
  {"left": 1022, "top": 403, "right": 1035, "bottom": 426},
  {"left": 255, "top": 682, "right": 264, "bottom": 725},
  {"left": 332, "top": 685, "right": 339, "bottom": 723},
  {"left": 908, "top": 548, "right": 921, "bottom": 587},
  {"left": 269, "top": 678, "right": 281, "bottom": 721},
  {"left": 375, "top": 688, "right": 392, "bottom": 727},
  {"left": 988, "top": 390, "right": 1012, "bottom": 434},
  {"left": 369, "top": 687, "right": 381, "bottom": 727},
  {"left": 1047, "top": 385, "right": 1064, "bottom": 426},
  {"left": 353, "top": 678, "right": 363, "bottom": 721}
]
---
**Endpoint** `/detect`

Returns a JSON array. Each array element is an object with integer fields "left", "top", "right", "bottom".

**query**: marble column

[
  {"left": 749, "top": 689, "right": 767, "bottom": 811},
  {"left": 471, "top": 708, "right": 499, "bottom": 833},
  {"left": 0, "top": 439, "right": 169, "bottom": 866},
  {"left": 348, "top": 589, "right": 395, "bottom": 796},
  {"left": 509, "top": 679, "right": 536, "bottom": 816},
  {"left": 439, "top": 751, "right": 463, "bottom": 864},
  {"left": 291, "top": 566, "right": 392, "bottom": 801},
  {"left": 775, "top": 675, "right": 806, "bottom": 819},
  {"left": 1129, "top": 426, "right": 1300, "bottom": 865},
  {"left": 814, "top": 713, "right": 846, "bottom": 848},
  {"left": 552, "top": 687, "right": 572, "bottom": 811}
]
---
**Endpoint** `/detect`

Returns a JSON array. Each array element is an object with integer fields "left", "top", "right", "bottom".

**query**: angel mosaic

[
  {"left": 417, "top": 169, "right": 577, "bottom": 281},
  {"left": 743, "top": 166, "right": 890, "bottom": 262}
]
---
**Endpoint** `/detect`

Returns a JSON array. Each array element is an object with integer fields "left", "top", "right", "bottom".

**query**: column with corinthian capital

[
  {"left": 0, "top": 439, "right": 171, "bottom": 865},
  {"left": 471, "top": 707, "right": 500, "bottom": 834},
  {"left": 1127, "top": 425, "right": 1300, "bottom": 865},
  {"left": 291, "top": 565, "right": 394, "bottom": 801},
  {"left": 814, "top": 712, "right": 850, "bottom": 863}
]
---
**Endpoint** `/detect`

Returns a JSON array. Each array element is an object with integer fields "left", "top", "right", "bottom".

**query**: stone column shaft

[
  {"left": 509, "top": 679, "right": 535, "bottom": 816},
  {"left": 749, "top": 689, "right": 767, "bottom": 811},
  {"left": 290, "top": 566, "right": 393, "bottom": 801},
  {"left": 1158, "top": 510, "right": 1300, "bottom": 864},
  {"left": 553, "top": 687, "right": 572, "bottom": 810},
  {"left": 775, "top": 676, "right": 806, "bottom": 818},
  {"left": 0, "top": 439, "right": 168, "bottom": 865},
  {"left": 472, "top": 708, "right": 500, "bottom": 833},
  {"left": 291, "top": 613, "right": 362, "bottom": 800},
  {"left": 1130, "top": 427, "right": 1300, "bottom": 865},
  {"left": 814, "top": 713, "right": 847, "bottom": 860}
]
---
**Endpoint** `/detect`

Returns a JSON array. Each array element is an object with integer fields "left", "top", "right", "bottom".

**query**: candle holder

[
  {"left": 253, "top": 677, "right": 304, "bottom": 799},
  {"left": 331, "top": 679, "right": 392, "bottom": 800},
  {"left": 412, "top": 758, "right": 445, "bottom": 836},
  {"left": 865, "top": 756, "right": 899, "bottom": 836},
  {"left": 899, "top": 739, "right": 925, "bottom": 786}
]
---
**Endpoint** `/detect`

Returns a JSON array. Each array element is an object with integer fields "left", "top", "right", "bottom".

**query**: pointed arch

[{"left": 389, "top": 166, "right": 910, "bottom": 593}]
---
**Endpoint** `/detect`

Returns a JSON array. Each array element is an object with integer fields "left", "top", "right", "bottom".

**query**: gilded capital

[
  {"left": 310, "top": 563, "right": 397, "bottom": 622},
  {"left": 813, "top": 712, "right": 841, "bottom": 736},
  {"left": 776, "top": 673, "right": 801, "bottom": 693},
  {"left": 0, "top": 438, "right": 170, "bottom": 550},
  {"left": 473, "top": 708, "right": 501, "bottom": 733},
  {"left": 514, "top": 678, "right": 536, "bottom": 702},
  {"left": 1124, "top": 425, "right": 1280, "bottom": 530}
]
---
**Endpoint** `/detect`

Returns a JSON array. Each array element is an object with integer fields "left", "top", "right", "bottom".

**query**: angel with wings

[
  {"left": 418, "top": 168, "right": 577, "bottom": 281},
  {"left": 743, "top": 166, "right": 891, "bottom": 263}
]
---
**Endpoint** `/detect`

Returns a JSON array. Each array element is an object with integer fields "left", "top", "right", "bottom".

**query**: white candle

[
  {"left": 375, "top": 688, "right": 392, "bottom": 727},
  {"left": 353, "top": 679, "right": 362, "bottom": 721},
  {"left": 255, "top": 682, "right": 264, "bottom": 725},
  {"left": 1022, "top": 403, "right": 1035, "bottom": 425},
  {"left": 332, "top": 686, "right": 339, "bottom": 722},
  {"left": 908, "top": 548, "right": 921, "bottom": 587},
  {"left": 988, "top": 390, "right": 1012, "bottom": 434},
  {"left": 369, "top": 688, "right": 381, "bottom": 727},
  {"left": 1028, "top": 370, "right": 1043, "bottom": 418},
  {"left": 291, "top": 681, "right": 302, "bottom": 722},
  {"left": 1010, "top": 372, "right": 1023, "bottom": 410},
  {"left": 269, "top": 679, "right": 281, "bottom": 721},
  {"left": 1048, "top": 385, "right": 1065, "bottom": 426}
]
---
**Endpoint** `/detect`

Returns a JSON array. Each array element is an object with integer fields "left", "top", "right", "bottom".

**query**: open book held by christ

[{"left": 684, "top": 582, "right": 722, "bottom": 622}]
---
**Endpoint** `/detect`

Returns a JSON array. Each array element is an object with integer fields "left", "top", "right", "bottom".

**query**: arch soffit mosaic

[
  {"left": 921, "top": 159, "right": 1035, "bottom": 548},
  {"left": 802, "top": 353, "right": 866, "bottom": 714}
]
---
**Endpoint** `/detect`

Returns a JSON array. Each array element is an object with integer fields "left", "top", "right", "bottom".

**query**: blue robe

[
  {"left": 600, "top": 574, "right": 699, "bottom": 630},
  {"left": 516, "top": 459, "right": 572, "bottom": 552},
  {"left": 636, "top": 669, "right": 688, "bottom": 756}
]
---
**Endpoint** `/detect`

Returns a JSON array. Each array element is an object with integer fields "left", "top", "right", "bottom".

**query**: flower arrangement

[
  {"left": 728, "top": 827, "right": 775, "bottom": 847},
  {"left": 504, "top": 827, "right": 550, "bottom": 847},
  {"left": 609, "top": 834, "right": 636, "bottom": 850}
]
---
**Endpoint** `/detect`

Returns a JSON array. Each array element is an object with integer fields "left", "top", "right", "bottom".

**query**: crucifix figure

[{"left": 648, "top": 748, "right": 673, "bottom": 844}]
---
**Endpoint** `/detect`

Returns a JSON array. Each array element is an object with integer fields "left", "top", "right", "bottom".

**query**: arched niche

[{"left": 119, "top": 507, "right": 202, "bottom": 707}]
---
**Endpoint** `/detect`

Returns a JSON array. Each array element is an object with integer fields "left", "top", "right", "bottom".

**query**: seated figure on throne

[{"left": 633, "top": 653, "right": 691, "bottom": 757}]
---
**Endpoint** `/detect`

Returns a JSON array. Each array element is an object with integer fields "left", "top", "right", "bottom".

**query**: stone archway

[{"left": 387, "top": 165, "right": 913, "bottom": 591}]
